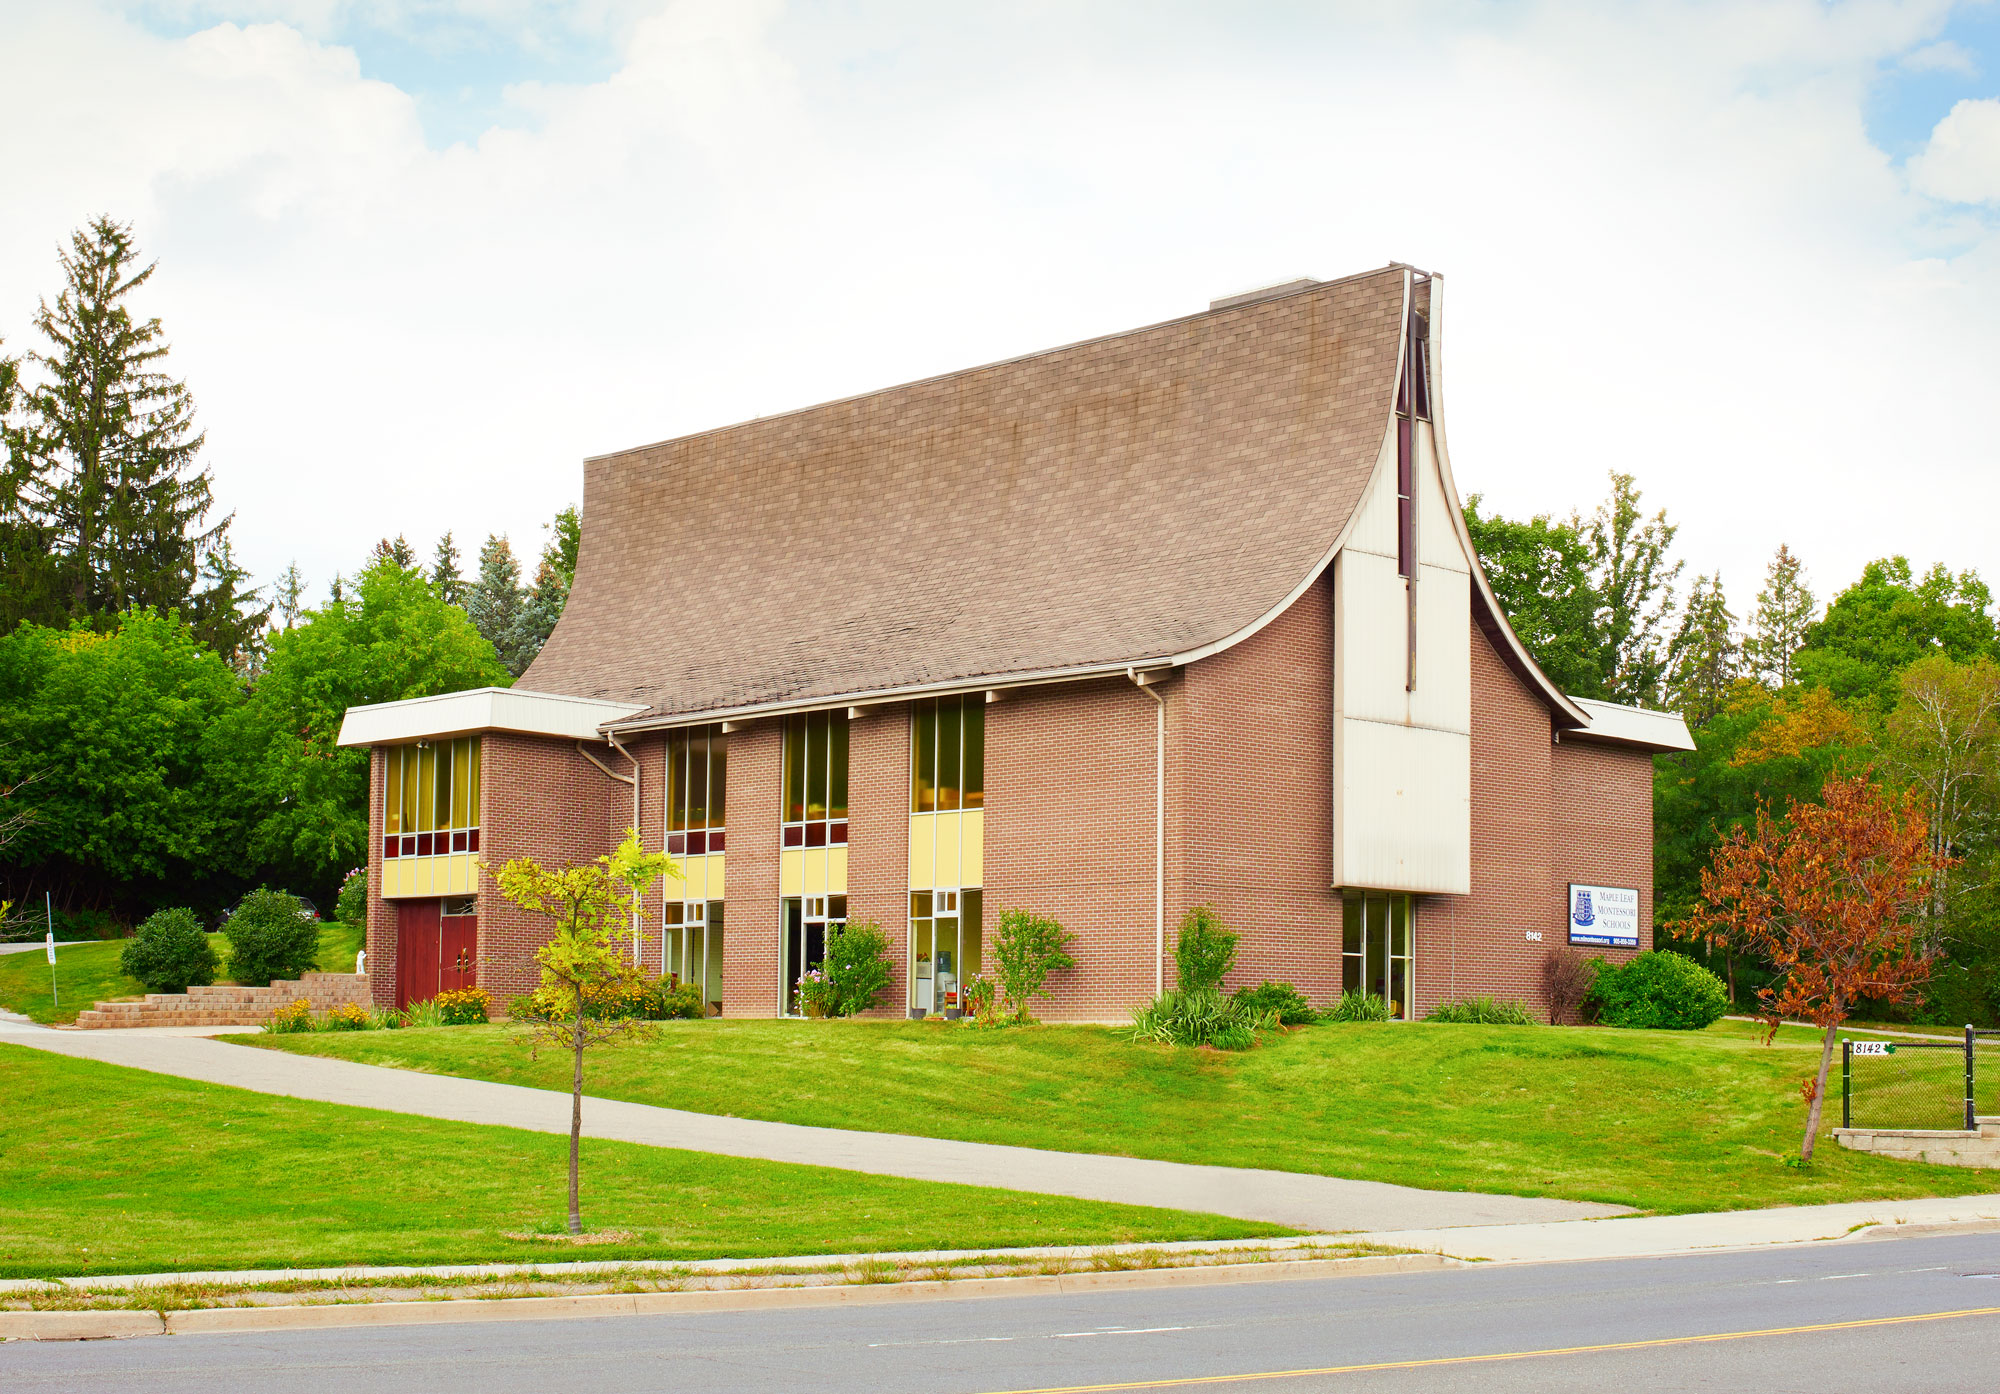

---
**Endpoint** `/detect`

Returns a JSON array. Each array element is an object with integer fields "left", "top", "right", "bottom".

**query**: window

[
  {"left": 782, "top": 711, "right": 847, "bottom": 847},
  {"left": 1341, "top": 891, "right": 1413, "bottom": 1019},
  {"left": 782, "top": 894, "right": 847, "bottom": 1015},
  {"left": 667, "top": 725, "right": 726, "bottom": 855},
  {"left": 1393, "top": 310, "right": 1428, "bottom": 581},
  {"left": 909, "top": 887, "right": 982, "bottom": 1017},
  {"left": 911, "top": 694, "right": 984, "bottom": 812},
  {"left": 665, "top": 899, "right": 724, "bottom": 1012},
  {"left": 384, "top": 738, "right": 480, "bottom": 859}
]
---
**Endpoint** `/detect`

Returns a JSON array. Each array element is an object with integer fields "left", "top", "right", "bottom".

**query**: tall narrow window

[
  {"left": 666, "top": 725, "right": 726, "bottom": 855},
  {"left": 1394, "top": 306, "right": 1429, "bottom": 691},
  {"left": 781, "top": 712, "right": 848, "bottom": 847},
  {"left": 910, "top": 695, "right": 984, "bottom": 813},
  {"left": 382, "top": 739, "right": 482, "bottom": 859}
]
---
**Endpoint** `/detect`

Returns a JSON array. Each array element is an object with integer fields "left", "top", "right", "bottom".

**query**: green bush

[
  {"left": 512, "top": 974, "right": 693, "bottom": 1023},
  {"left": 1324, "top": 990, "right": 1391, "bottom": 1023},
  {"left": 118, "top": 908, "right": 218, "bottom": 994},
  {"left": 55, "top": 907, "right": 124, "bottom": 941},
  {"left": 224, "top": 890, "right": 321, "bottom": 987},
  {"left": 1425, "top": 995, "right": 1539, "bottom": 1026},
  {"left": 1174, "top": 904, "right": 1237, "bottom": 993},
  {"left": 1587, "top": 950, "right": 1730, "bottom": 1031},
  {"left": 335, "top": 866, "right": 368, "bottom": 926},
  {"left": 1131, "top": 987, "right": 1273, "bottom": 1051},
  {"left": 1232, "top": 980, "right": 1316, "bottom": 1025},
  {"left": 821, "top": 918, "right": 893, "bottom": 1017},
  {"left": 657, "top": 981, "right": 706, "bottom": 1020},
  {"left": 992, "top": 909, "right": 1076, "bottom": 1021}
]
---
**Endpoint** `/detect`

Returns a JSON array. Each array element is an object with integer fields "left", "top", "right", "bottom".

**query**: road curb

[{"left": 7, "top": 1253, "right": 1458, "bottom": 1341}]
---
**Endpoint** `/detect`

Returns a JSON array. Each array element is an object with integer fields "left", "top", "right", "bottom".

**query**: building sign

[{"left": 1567, "top": 883, "right": 1639, "bottom": 948}]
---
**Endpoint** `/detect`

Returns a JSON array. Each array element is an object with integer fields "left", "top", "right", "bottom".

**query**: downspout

[
  {"left": 1128, "top": 669, "right": 1165, "bottom": 999},
  {"left": 577, "top": 736, "right": 644, "bottom": 964}
]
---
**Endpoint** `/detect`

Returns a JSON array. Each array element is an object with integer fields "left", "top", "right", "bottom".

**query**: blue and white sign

[{"left": 1568, "top": 883, "right": 1639, "bottom": 948}]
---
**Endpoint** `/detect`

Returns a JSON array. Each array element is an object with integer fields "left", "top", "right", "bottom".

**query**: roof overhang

[
  {"left": 336, "top": 687, "right": 648, "bottom": 747},
  {"left": 1567, "top": 698, "right": 1697, "bottom": 753}
]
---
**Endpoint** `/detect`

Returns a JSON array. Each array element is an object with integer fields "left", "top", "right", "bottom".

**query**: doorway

[
  {"left": 1341, "top": 891, "right": 1413, "bottom": 1019},
  {"left": 782, "top": 894, "right": 845, "bottom": 1015},
  {"left": 395, "top": 897, "right": 478, "bottom": 1009}
]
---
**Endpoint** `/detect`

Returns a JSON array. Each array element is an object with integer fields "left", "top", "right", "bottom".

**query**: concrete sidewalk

[{"left": 0, "top": 1018, "right": 1623, "bottom": 1234}]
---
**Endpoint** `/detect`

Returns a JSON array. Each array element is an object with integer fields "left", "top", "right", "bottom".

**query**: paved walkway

[{"left": 0, "top": 1018, "right": 1623, "bottom": 1234}]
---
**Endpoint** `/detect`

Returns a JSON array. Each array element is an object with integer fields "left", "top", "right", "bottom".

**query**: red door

[
  {"left": 441, "top": 909, "right": 478, "bottom": 993},
  {"left": 395, "top": 900, "right": 441, "bottom": 1010}
]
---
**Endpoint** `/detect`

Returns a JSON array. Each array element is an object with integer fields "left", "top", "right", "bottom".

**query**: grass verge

[
  {"left": 249, "top": 1017, "right": 2000, "bottom": 1215},
  {"left": 0, "top": 921, "right": 364, "bottom": 1025},
  {"left": 0, "top": 1043, "right": 1278, "bottom": 1280}
]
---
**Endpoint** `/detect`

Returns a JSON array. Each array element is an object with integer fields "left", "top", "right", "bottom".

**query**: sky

[{"left": 1, "top": 0, "right": 1997, "bottom": 621}]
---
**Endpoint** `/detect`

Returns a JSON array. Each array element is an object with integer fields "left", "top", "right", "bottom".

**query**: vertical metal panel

[
  {"left": 1335, "top": 721, "right": 1471, "bottom": 893},
  {"left": 1411, "top": 566, "right": 1472, "bottom": 734}
]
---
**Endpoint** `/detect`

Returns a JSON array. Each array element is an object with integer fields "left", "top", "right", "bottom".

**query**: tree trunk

[
  {"left": 1801, "top": 1019, "right": 1841, "bottom": 1163},
  {"left": 568, "top": 1011, "right": 585, "bottom": 1235}
]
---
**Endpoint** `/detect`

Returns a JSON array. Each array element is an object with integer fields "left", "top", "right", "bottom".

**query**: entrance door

[
  {"left": 395, "top": 899, "right": 442, "bottom": 1010},
  {"left": 782, "top": 895, "right": 844, "bottom": 1015},
  {"left": 440, "top": 902, "right": 478, "bottom": 994},
  {"left": 1341, "top": 892, "right": 1414, "bottom": 1019}
]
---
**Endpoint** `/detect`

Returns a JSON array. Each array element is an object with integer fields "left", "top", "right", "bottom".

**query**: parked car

[{"left": 215, "top": 893, "right": 320, "bottom": 930}]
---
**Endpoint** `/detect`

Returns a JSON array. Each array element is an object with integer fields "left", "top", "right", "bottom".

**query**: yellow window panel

[
  {"left": 827, "top": 845, "right": 849, "bottom": 896},
  {"left": 710, "top": 853, "right": 725, "bottom": 900},
  {"left": 961, "top": 808, "right": 984, "bottom": 888},
  {"left": 908, "top": 813, "right": 934, "bottom": 890},
  {"left": 935, "top": 810, "right": 961, "bottom": 887},
  {"left": 780, "top": 849, "right": 804, "bottom": 897}
]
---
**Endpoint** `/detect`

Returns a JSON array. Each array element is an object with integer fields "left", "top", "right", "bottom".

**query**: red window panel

[
  {"left": 467, "top": 828, "right": 479, "bottom": 853},
  {"left": 384, "top": 836, "right": 399, "bottom": 859},
  {"left": 416, "top": 832, "right": 434, "bottom": 856},
  {"left": 830, "top": 820, "right": 848, "bottom": 845},
  {"left": 708, "top": 829, "right": 725, "bottom": 853},
  {"left": 668, "top": 832, "right": 687, "bottom": 855},
  {"left": 401, "top": 835, "right": 417, "bottom": 857},
  {"left": 783, "top": 824, "right": 804, "bottom": 848},
  {"left": 804, "top": 820, "right": 827, "bottom": 848},
  {"left": 688, "top": 830, "right": 708, "bottom": 856}
]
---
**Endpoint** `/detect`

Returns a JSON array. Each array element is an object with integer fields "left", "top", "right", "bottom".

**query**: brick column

[
  {"left": 722, "top": 720, "right": 782, "bottom": 1017},
  {"left": 847, "top": 702, "right": 911, "bottom": 1018}
]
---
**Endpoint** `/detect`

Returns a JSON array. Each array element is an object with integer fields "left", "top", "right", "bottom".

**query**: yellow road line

[{"left": 971, "top": 1305, "right": 2000, "bottom": 1393}]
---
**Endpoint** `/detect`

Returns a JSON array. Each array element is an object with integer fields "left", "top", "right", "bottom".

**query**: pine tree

[
  {"left": 188, "top": 537, "right": 271, "bottom": 673},
  {"left": 0, "top": 337, "right": 61, "bottom": 628},
  {"left": 3, "top": 217, "right": 223, "bottom": 625},
  {"left": 371, "top": 535, "right": 417, "bottom": 569},
  {"left": 430, "top": 532, "right": 465, "bottom": 606},
  {"left": 468, "top": 534, "right": 524, "bottom": 668},
  {"left": 1745, "top": 543, "right": 1816, "bottom": 689},
  {"left": 505, "top": 555, "right": 567, "bottom": 675},
  {"left": 273, "top": 562, "right": 306, "bottom": 630},
  {"left": 1577, "top": 472, "right": 1683, "bottom": 706},
  {"left": 1668, "top": 571, "right": 1737, "bottom": 727},
  {"left": 327, "top": 572, "right": 345, "bottom": 605}
]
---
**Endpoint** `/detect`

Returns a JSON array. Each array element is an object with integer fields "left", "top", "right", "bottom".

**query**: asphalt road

[{"left": 7, "top": 1231, "right": 2000, "bottom": 1394}]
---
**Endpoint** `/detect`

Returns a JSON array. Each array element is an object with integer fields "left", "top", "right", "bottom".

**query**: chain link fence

[{"left": 1842, "top": 1034, "right": 1976, "bottom": 1131}]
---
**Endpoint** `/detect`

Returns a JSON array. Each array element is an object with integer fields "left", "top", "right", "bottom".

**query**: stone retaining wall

[
  {"left": 1834, "top": 1122, "right": 2000, "bottom": 1169},
  {"left": 72, "top": 973, "right": 373, "bottom": 1029}
]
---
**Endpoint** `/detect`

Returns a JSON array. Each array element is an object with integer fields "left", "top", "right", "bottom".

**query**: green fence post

[
  {"left": 1968, "top": 1025, "right": 1978, "bottom": 1132},
  {"left": 1842, "top": 1038, "right": 1851, "bottom": 1131}
]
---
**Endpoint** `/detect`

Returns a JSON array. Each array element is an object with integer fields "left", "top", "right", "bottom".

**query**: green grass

[
  {"left": 0, "top": 1043, "right": 1277, "bottom": 1279},
  {"left": 251, "top": 1018, "right": 2000, "bottom": 1216},
  {"left": 0, "top": 920, "right": 367, "bottom": 1024}
]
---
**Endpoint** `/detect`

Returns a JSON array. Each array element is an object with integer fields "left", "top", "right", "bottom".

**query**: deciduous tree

[
  {"left": 1881, "top": 655, "right": 2000, "bottom": 931},
  {"left": 1682, "top": 775, "right": 1946, "bottom": 1162},
  {"left": 1797, "top": 558, "right": 1996, "bottom": 708},
  {"left": 1462, "top": 496, "right": 1606, "bottom": 698},
  {"left": 496, "top": 830, "right": 676, "bottom": 1234}
]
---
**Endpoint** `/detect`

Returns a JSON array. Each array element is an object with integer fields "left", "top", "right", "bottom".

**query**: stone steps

[
  {"left": 1835, "top": 1123, "right": 2000, "bottom": 1169},
  {"left": 72, "top": 972, "right": 371, "bottom": 1029}
]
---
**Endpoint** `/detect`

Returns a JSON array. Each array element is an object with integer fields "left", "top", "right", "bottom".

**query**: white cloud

[
  {"left": 1901, "top": 38, "right": 1977, "bottom": 73},
  {"left": 1, "top": 0, "right": 1996, "bottom": 617},
  {"left": 1910, "top": 96, "right": 2000, "bottom": 203}
]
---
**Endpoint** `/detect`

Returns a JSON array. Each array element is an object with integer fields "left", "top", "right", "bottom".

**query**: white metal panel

[
  {"left": 1571, "top": 698, "right": 1697, "bottom": 752},
  {"left": 1410, "top": 564, "right": 1472, "bottom": 734},
  {"left": 1334, "top": 720, "right": 1471, "bottom": 894},
  {"left": 1416, "top": 425, "right": 1469, "bottom": 574},
  {"left": 336, "top": 687, "right": 646, "bottom": 747},
  {"left": 1343, "top": 427, "right": 1400, "bottom": 560},
  {"left": 1333, "top": 549, "right": 1408, "bottom": 726}
]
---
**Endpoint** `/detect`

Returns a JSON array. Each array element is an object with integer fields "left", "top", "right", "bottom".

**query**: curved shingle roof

[{"left": 523, "top": 266, "right": 1411, "bottom": 724}]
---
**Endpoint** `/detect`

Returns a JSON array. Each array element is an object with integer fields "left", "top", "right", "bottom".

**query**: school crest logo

[{"left": 1571, "top": 888, "right": 1595, "bottom": 928}]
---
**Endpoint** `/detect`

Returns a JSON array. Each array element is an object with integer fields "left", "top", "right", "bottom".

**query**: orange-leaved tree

[
  {"left": 1682, "top": 774, "right": 1948, "bottom": 1163},
  {"left": 495, "top": 828, "right": 675, "bottom": 1234}
]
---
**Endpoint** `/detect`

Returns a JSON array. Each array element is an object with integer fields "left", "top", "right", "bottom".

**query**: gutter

[
  {"left": 577, "top": 736, "right": 645, "bottom": 964},
  {"left": 1128, "top": 668, "right": 1166, "bottom": 1000}
]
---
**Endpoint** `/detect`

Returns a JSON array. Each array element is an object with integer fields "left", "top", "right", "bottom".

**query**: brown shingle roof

[{"left": 522, "top": 266, "right": 1410, "bottom": 724}]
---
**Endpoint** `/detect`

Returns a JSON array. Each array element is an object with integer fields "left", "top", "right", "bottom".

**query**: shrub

[
  {"left": 319, "top": 1002, "right": 371, "bottom": 1031},
  {"left": 118, "top": 908, "right": 218, "bottom": 994},
  {"left": 1232, "top": 981, "right": 1316, "bottom": 1026},
  {"left": 265, "top": 998, "right": 314, "bottom": 1033},
  {"left": 1324, "top": 990, "right": 1391, "bottom": 1023},
  {"left": 512, "top": 974, "right": 690, "bottom": 1023},
  {"left": 963, "top": 973, "right": 998, "bottom": 1022},
  {"left": 1174, "top": 904, "right": 1237, "bottom": 993},
  {"left": 54, "top": 907, "right": 124, "bottom": 941},
  {"left": 335, "top": 866, "right": 368, "bottom": 927},
  {"left": 1131, "top": 987, "right": 1272, "bottom": 1051},
  {"left": 992, "top": 910, "right": 1076, "bottom": 1021},
  {"left": 1587, "top": 950, "right": 1730, "bottom": 1031},
  {"left": 796, "top": 968, "right": 838, "bottom": 1016},
  {"left": 402, "top": 998, "right": 449, "bottom": 1028},
  {"left": 432, "top": 987, "right": 491, "bottom": 1025},
  {"left": 225, "top": 889, "right": 321, "bottom": 987},
  {"left": 1425, "top": 995, "right": 1538, "bottom": 1025},
  {"left": 656, "top": 981, "right": 706, "bottom": 1020},
  {"left": 821, "top": 919, "right": 893, "bottom": 1017},
  {"left": 1541, "top": 948, "right": 1601, "bottom": 1025}
]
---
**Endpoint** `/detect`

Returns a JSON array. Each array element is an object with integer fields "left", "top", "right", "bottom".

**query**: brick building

[{"left": 338, "top": 264, "right": 1691, "bottom": 1021}]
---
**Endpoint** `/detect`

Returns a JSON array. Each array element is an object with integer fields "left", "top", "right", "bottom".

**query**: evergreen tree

[
  {"left": 327, "top": 572, "right": 345, "bottom": 605},
  {"left": 187, "top": 537, "right": 271, "bottom": 673},
  {"left": 1667, "top": 571, "right": 1738, "bottom": 726},
  {"left": 370, "top": 535, "right": 417, "bottom": 570},
  {"left": 0, "top": 338, "right": 61, "bottom": 629},
  {"left": 3, "top": 217, "right": 223, "bottom": 626},
  {"left": 430, "top": 531, "right": 465, "bottom": 606},
  {"left": 467, "top": 534, "right": 524, "bottom": 669},
  {"left": 273, "top": 562, "right": 306, "bottom": 631},
  {"left": 1744, "top": 543, "right": 1816, "bottom": 689},
  {"left": 1578, "top": 471, "right": 1682, "bottom": 706},
  {"left": 505, "top": 556, "right": 566, "bottom": 675}
]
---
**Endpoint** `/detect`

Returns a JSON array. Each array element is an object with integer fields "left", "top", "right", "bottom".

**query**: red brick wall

[
  {"left": 983, "top": 676, "right": 1163, "bottom": 1021},
  {"left": 365, "top": 747, "right": 392, "bottom": 1009},
  {"left": 721, "top": 720, "right": 782, "bottom": 1018},
  {"left": 1179, "top": 576, "right": 1341, "bottom": 1002},
  {"left": 1551, "top": 738, "right": 1656, "bottom": 961},
  {"left": 847, "top": 704, "right": 913, "bottom": 1019}
]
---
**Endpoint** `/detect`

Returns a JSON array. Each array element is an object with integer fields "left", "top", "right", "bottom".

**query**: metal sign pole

[{"left": 45, "top": 891, "right": 56, "bottom": 1009}]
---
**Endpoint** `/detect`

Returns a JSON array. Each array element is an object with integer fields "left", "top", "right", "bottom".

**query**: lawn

[
  {"left": 0, "top": 919, "right": 364, "bottom": 1025},
  {"left": 251, "top": 1017, "right": 2000, "bottom": 1216},
  {"left": 0, "top": 1044, "right": 1278, "bottom": 1279}
]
